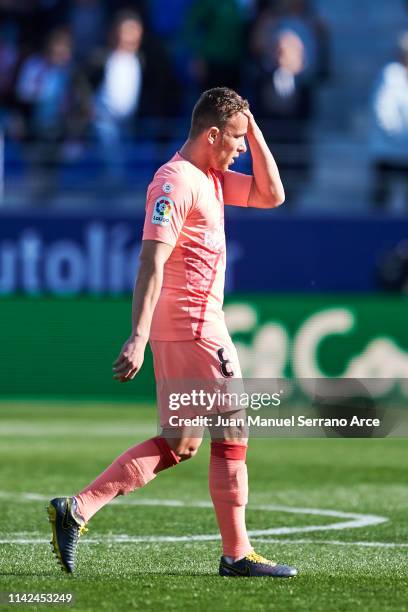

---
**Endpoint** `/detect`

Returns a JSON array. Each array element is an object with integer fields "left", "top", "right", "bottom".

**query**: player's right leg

[{"left": 48, "top": 432, "right": 201, "bottom": 573}]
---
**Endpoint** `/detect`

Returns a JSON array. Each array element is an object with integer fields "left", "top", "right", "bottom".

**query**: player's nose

[{"left": 238, "top": 140, "right": 247, "bottom": 154}]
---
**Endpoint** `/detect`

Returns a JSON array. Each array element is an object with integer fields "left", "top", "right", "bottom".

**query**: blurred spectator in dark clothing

[
  {"left": 0, "top": 2, "right": 38, "bottom": 58},
  {"left": 248, "top": 0, "right": 331, "bottom": 203},
  {"left": 370, "top": 32, "right": 408, "bottom": 211},
  {"left": 137, "top": 30, "right": 182, "bottom": 122},
  {"left": 0, "top": 19, "right": 18, "bottom": 76},
  {"left": 16, "top": 27, "right": 74, "bottom": 141},
  {"left": 183, "top": 0, "right": 247, "bottom": 92},
  {"left": 252, "top": 28, "right": 311, "bottom": 118},
  {"left": 144, "top": 0, "right": 193, "bottom": 95},
  {"left": 252, "top": 0, "right": 330, "bottom": 85},
  {"left": 250, "top": 28, "right": 312, "bottom": 203},
  {"left": 0, "top": 20, "right": 20, "bottom": 116}
]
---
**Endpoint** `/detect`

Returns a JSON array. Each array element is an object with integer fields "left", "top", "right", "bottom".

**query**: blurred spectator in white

[
  {"left": 91, "top": 9, "right": 143, "bottom": 186},
  {"left": 95, "top": 11, "right": 143, "bottom": 124},
  {"left": 370, "top": 31, "right": 408, "bottom": 211},
  {"left": 87, "top": 8, "right": 182, "bottom": 187}
]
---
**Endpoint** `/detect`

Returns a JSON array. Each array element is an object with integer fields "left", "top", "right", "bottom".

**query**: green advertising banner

[
  {"left": 224, "top": 295, "right": 408, "bottom": 381},
  {"left": 0, "top": 295, "right": 407, "bottom": 399}
]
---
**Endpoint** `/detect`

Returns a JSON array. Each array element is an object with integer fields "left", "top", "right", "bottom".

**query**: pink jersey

[{"left": 142, "top": 152, "right": 253, "bottom": 340}]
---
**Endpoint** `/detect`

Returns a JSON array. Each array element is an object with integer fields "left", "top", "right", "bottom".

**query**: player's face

[{"left": 211, "top": 112, "right": 248, "bottom": 172}]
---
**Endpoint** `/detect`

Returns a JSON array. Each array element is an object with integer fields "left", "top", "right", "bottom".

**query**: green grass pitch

[{"left": 0, "top": 401, "right": 407, "bottom": 611}]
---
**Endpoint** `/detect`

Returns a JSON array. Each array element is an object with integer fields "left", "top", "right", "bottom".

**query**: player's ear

[{"left": 207, "top": 127, "right": 219, "bottom": 145}]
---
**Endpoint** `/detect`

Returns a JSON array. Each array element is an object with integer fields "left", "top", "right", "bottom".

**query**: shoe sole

[
  {"left": 220, "top": 572, "right": 296, "bottom": 578},
  {"left": 219, "top": 565, "right": 297, "bottom": 578},
  {"left": 46, "top": 503, "right": 71, "bottom": 573}
]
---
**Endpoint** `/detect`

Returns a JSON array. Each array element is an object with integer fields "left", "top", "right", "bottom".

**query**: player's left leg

[
  {"left": 48, "top": 337, "right": 205, "bottom": 573},
  {"left": 48, "top": 434, "right": 185, "bottom": 573},
  {"left": 74, "top": 435, "right": 183, "bottom": 521}
]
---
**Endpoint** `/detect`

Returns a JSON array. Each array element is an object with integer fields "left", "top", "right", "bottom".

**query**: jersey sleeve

[
  {"left": 222, "top": 170, "right": 253, "bottom": 207},
  {"left": 142, "top": 170, "right": 194, "bottom": 247}
]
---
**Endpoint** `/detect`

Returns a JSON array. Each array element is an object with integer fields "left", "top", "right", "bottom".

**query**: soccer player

[{"left": 47, "top": 88, "right": 298, "bottom": 578}]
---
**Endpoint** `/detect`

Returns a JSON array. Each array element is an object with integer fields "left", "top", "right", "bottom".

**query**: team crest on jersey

[
  {"left": 151, "top": 196, "right": 174, "bottom": 226},
  {"left": 162, "top": 182, "right": 174, "bottom": 194}
]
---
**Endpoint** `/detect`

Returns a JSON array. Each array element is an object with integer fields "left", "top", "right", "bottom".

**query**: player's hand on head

[
  {"left": 242, "top": 108, "right": 256, "bottom": 133},
  {"left": 112, "top": 336, "right": 146, "bottom": 383}
]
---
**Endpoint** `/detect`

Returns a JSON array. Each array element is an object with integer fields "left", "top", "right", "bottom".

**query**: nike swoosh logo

[{"left": 221, "top": 563, "right": 251, "bottom": 576}]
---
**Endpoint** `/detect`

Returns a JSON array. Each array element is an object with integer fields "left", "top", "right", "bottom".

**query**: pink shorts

[{"left": 150, "top": 333, "right": 243, "bottom": 427}]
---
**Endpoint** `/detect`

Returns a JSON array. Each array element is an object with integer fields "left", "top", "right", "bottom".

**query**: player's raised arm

[
  {"left": 113, "top": 239, "right": 172, "bottom": 382},
  {"left": 244, "top": 109, "right": 285, "bottom": 208}
]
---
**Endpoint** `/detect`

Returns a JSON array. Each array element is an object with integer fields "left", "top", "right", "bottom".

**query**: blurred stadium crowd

[{"left": 0, "top": 0, "right": 407, "bottom": 212}]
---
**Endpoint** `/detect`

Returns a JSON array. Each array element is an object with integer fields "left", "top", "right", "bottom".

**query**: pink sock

[
  {"left": 209, "top": 441, "right": 252, "bottom": 560},
  {"left": 75, "top": 436, "right": 179, "bottom": 522}
]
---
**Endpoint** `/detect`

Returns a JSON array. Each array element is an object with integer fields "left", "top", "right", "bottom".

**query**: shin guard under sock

[{"left": 209, "top": 441, "right": 252, "bottom": 559}]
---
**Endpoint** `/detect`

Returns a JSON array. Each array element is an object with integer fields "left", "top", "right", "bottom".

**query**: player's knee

[
  {"left": 211, "top": 410, "right": 248, "bottom": 443},
  {"left": 173, "top": 440, "right": 201, "bottom": 461}
]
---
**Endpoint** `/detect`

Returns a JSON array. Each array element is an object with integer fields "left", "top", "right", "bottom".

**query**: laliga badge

[
  {"left": 162, "top": 182, "right": 174, "bottom": 194},
  {"left": 151, "top": 196, "right": 174, "bottom": 226}
]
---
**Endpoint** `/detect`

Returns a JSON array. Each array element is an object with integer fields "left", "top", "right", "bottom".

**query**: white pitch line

[
  {"left": 0, "top": 490, "right": 390, "bottom": 545},
  {"left": 253, "top": 538, "right": 408, "bottom": 548},
  {"left": 0, "top": 423, "right": 155, "bottom": 437},
  {"left": 1, "top": 536, "right": 407, "bottom": 549}
]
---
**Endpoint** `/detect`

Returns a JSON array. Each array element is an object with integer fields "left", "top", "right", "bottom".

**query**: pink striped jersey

[{"left": 142, "top": 152, "right": 252, "bottom": 340}]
